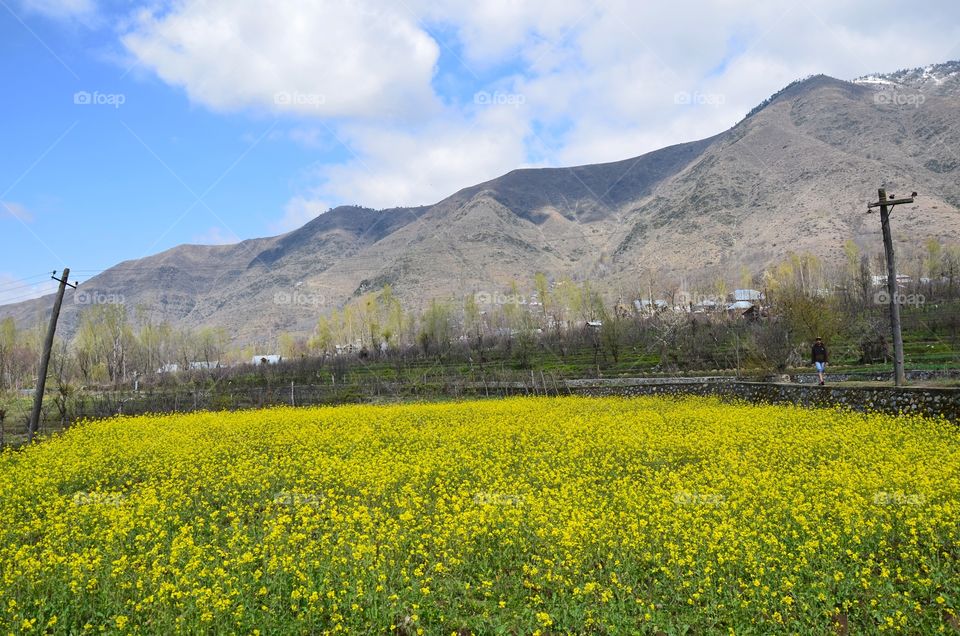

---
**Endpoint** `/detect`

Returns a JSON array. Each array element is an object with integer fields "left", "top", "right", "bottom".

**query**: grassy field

[{"left": 0, "top": 397, "right": 958, "bottom": 634}]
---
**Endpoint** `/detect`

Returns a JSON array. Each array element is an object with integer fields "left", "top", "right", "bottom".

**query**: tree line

[{"left": 1, "top": 239, "right": 959, "bottom": 398}]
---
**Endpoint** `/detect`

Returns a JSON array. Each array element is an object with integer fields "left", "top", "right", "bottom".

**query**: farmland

[{"left": 1, "top": 397, "right": 958, "bottom": 633}]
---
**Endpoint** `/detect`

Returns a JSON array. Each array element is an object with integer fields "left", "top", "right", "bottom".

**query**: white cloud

[
  {"left": 122, "top": 0, "right": 441, "bottom": 120},
  {"left": 482, "top": 0, "right": 960, "bottom": 168},
  {"left": 192, "top": 226, "right": 240, "bottom": 245},
  {"left": 1, "top": 201, "right": 35, "bottom": 223},
  {"left": 121, "top": 0, "right": 960, "bottom": 222},
  {"left": 271, "top": 196, "right": 330, "bottom": 233},
  {"left": 413, "top": 0, "right": 595, "bottom": 68},
  {"left": 304, "top": 105, "right": 530, "bottom": 209},
  {"left": 286, "top": 128, "right": 333, "bottom": 150}
]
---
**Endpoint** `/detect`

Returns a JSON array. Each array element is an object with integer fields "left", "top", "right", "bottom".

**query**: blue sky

[{"left": 1, "top": 0, "right": 958, "bottom": 303}]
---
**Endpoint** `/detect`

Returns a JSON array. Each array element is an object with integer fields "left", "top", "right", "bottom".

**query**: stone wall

[
  {"left": 569, "top": 381, "right": 960, "bottom": 420},
  {"left": 788, "top": 369, "right": 960, "bottom": 385}
]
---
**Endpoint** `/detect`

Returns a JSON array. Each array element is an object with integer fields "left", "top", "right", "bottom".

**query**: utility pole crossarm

[
  {"left": 868, "top": 197, "right": 914, "bottom": 208},
  {"left": 868, "top": 192, "right": 916, "bottom": 211}
]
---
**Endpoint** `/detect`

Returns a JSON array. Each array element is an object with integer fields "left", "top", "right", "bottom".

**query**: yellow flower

[{"left": 0, "top": 397, "right": 956, "bottom": 633}]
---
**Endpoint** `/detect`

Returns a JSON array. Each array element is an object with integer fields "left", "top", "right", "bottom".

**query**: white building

[{"left": 732, "top": 289, "right": 763, "bottom": 302}]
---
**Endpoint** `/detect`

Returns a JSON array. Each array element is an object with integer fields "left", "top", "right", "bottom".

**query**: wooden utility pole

[
  {"left": 28, "top": 269, "right": 76, "bottom": 442},
  {"left": 867, "top": 189, "right": 916, "bottom": 387}
]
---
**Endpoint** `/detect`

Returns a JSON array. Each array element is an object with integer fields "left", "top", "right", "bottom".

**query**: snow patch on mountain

[{"left": 853, "top": 60, "right": 960, "bottom": 96}]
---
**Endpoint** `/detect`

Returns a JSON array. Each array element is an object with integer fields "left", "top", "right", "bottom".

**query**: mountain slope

[
  {"left": 3, "top": 61, "right": 959, "bottom": 344},
  {"left": 607, "top": 73, "right": 960, "bottom": 285}
]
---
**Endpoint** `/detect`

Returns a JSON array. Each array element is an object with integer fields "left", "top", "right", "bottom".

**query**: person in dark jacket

[{"left": 811, "top": 337, "right": 829, "bottom": 385}]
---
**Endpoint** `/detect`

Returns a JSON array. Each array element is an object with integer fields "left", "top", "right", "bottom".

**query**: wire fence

[
  {"left": 0, "top": 371, "right": 577, "bottom": 445},
  {"left": 2, "top": 368, "right": 959, "bottom": 449}
]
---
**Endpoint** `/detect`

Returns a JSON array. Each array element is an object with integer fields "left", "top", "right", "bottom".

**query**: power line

[
  {"left": 4, "top": 271, "right": 59, "bottom": 281},
  {"left": 0, "top": 286, "right": 58, "bottom": 300},
  {"left": 0, "top": 292, "right": 52, "bottom": 306},
  {"left": 0, "top": 273, "right": 63, "bottom": 293}
]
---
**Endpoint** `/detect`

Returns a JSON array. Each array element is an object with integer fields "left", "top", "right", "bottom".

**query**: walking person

[{"left": 812, "top": 337, "right": 829, "bottom": 386}]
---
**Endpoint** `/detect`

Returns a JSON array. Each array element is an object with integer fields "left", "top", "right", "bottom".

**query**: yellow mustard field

[{"left": 0, "top": 396, "right": 958, "bottom": 634}]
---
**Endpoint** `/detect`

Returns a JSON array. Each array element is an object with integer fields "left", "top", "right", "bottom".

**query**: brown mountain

[{"left": 3, "top": 61, "right": 959, "bottom": 345}]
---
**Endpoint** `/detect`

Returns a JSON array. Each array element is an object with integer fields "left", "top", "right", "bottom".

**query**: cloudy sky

[{"left": 1, "top": 0, "right": 959, "bottom": 303}]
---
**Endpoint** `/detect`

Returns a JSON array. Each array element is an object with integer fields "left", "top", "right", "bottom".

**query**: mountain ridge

[{"left": 3, "top": 61, "right": 959, "bottom": 346}]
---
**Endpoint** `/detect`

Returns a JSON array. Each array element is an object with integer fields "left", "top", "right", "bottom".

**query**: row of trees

[
  {"left": 0, "top": 306, "right": 234, "bottom": 392},
  {"left": 269, "top": 241, "right": 958, "bottom": 374},
  {"left": 1, "top": 240, "right": 959, "bottom": 394}
]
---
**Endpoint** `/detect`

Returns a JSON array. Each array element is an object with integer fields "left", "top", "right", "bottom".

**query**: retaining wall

[{"left": 569, "top": 381, "right": 960, "bottom": 420}]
